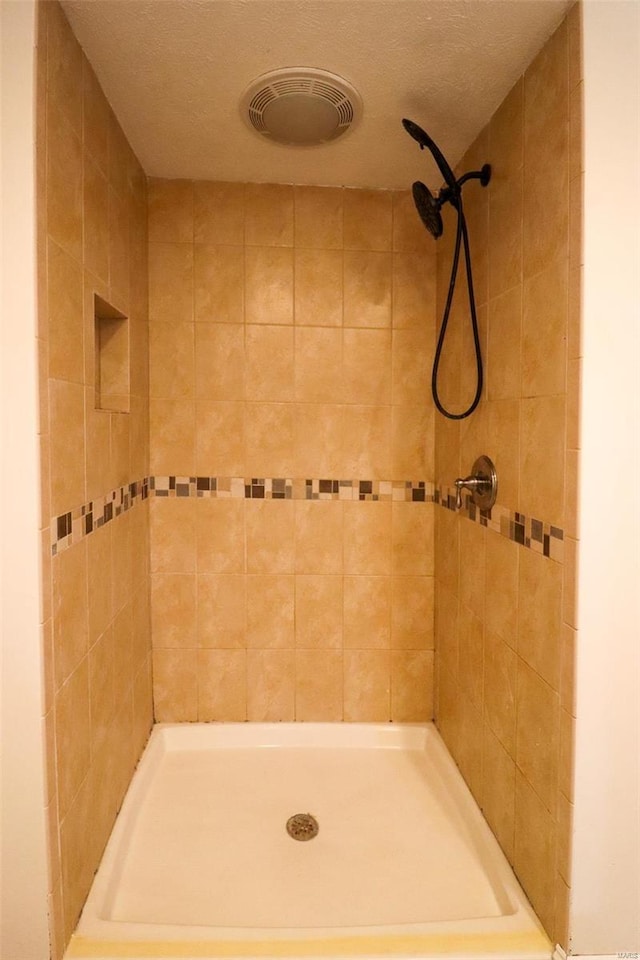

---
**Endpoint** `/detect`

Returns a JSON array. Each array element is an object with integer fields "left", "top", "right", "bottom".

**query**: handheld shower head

[
  {"left": 402, "top": 118, "right": 458, "bottom": 192},
  {"left": 411, "top": 182, "right": 443, "bottom": 239}
]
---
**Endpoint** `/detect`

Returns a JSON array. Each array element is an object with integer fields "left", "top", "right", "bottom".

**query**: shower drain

[{"left": 286, "top": 813, "right": 319, "bottom": 841}]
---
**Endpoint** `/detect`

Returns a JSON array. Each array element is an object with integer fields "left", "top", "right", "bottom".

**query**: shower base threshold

[{"left": 66, "top": 722, "right": 552, "bottom": 960}]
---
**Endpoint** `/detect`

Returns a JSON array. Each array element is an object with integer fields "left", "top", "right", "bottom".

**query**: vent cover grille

[{"left": 241, "top": 68, "right": 361, "bottom": 146}]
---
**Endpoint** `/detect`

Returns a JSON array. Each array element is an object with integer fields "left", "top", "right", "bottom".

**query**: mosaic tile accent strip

[
  {"left": 50, "top": 475, "right": 564, "bottom": 564},
  {"left": 150, "top": 476, "right": 433, "bottom": 502},
  {"left": 434, "top": 484, "right": 564, "bottom": 563},
  {"left": 51, "top": 479, "right": 149, "bottom": 556}
]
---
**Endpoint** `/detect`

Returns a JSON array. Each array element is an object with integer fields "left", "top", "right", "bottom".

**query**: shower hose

[{"left": 432, "top": 202, "right": 483, "bottom": 420}]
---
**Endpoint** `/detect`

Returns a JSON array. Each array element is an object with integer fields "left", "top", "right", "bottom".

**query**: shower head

[
  {"left": 402, "top": 118, "right": 458, "bottom": 192},
  {"left": 411, "top": 182, "right": 443, "bottom": 239}
]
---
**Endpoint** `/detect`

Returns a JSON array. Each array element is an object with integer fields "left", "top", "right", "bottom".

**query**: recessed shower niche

[{"left": 94, "top": 294, "right": 130, "bottom": 413}]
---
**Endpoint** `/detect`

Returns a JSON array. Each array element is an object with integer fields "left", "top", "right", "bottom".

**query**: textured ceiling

[{"left": 61, "top": 0, "right": 572, "bottom": 190}]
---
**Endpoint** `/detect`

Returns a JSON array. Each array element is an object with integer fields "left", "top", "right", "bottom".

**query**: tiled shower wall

[
  {"left": 36, "top": 2, "right": 152, "bottom": 955},
  {"left": 147, "top": 182, "right": 437, "bottom": 722},
  {"left": 433, "top": 6, "right": 581, "bottom": 948}
]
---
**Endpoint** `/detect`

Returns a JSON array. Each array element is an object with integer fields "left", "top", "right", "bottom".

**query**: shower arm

[{"left": 438, "top": 165, "right": 492, "bottom": 208}]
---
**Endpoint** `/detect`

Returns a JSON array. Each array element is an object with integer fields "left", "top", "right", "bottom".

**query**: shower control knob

[{"left": 454, "top": 455, "right": 497, "bottom": 511}]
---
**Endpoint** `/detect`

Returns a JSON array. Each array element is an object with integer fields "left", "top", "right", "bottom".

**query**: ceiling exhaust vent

[{"left": 241, "top": 68, "right": 362, "bottom": 146}]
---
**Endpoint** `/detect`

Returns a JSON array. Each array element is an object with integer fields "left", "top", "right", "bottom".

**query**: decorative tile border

[
  {"left": 51, "top": 479, "right": 149, "bottom": 557},
  {"left": 50, "top": 475, "right": 563, "bottom": 564},
  {"left": 150, "top": 476, "right": 432, "bottom": 503},
  {"left": 434, "top": 484, "right": 564, "bottom": 563}
]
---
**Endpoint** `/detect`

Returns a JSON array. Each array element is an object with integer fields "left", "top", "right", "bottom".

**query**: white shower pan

[{"left": 65, "top": 723, "right": 552, "bottom": 960}]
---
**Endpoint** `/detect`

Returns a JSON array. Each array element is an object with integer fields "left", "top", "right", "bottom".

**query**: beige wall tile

[
  {"left": 245, "top": 499, "right": 294, "bottom": 574},
  {"left": 294, "top": 500, "right": 343, "bottom": 574},
  {"left": 482, "top": 724, "right": 516, "bottom": 863},
  {"left": 343, "top": 328, "right": 391, "bottom": 405},
  {"left": 518, "top": 549, "right": 562, "bottom": 689},
  {"left": 86, "top": 523, "right": 112, "bottom": 646},
  {"left": 392, "top": 405, "right": 434, "bottom": 479},
  {"left": 435, "top": 583, "right": 458, "bottom": 680},
  {"left": 560, "top": 623, "right": 577, "bottom": 717},
  {"left": 153, "top": 648, "right": 198, "bottom": 721},
  {"left": 47, "top": 240, "right": 84, "bottom": 384},
  {"left": 108, "top": 187, "right": 130, "bottom": 305},
  {"left": 295, "top": 326, "right": 343, "bottom": 402},
  {"left": 392, "top": 328, "right": 432, "bottom": 407},
  {"left": 457, "top": 603, "right": 484, "bottom": 711},
  {"left": 150, "top": 498, "right": 196, "bottom": 574},
  {"left": 458, "top": 519, "right": 486, "bottom": 619},
  {"left": 198, "top": 649, "right": 247, "bottom": 720},
  {"left": 148, "top": 242, "right": 193, "bottom": 323},
  {"left": 488, "top": 179, "right": 523, "bottom": 301},
  {"left": 392, "top": 502, "right": 433, "bottom": 577},
  {"left": 49, "top": 378, "right": 85, "bottom": 516},
  {"left": 245, "top": 246, "right": 293, "bottom": 325},
  {"left": 343, "top": 501, "right": 391, "bottom": 576},
  {"left": 522, "top": 261, "right": 568, "bottom": 398},
  {"left": 245, "top": 325, "right": 294, "bottom": 401},
  {"left": 343, "top": 575, "right": 391, "bottom": 650},
  {"left": 519, "top": 396, "right": 566, "bottom": 527},
  {"left": 295, "top": 575, "right": 343, "bottom": 649},
  {"left": 245, "top": 183, "right": 294, "bottom": 247},
  {"left": 149, "top": 398, "right": 195, "bottom": 475},
  {"left": 195, "top": 323, "right": 244, "bottom": 400},
  {"left": 294, "top": 404, "right": 343, "bottom": 478},
  {"left": 344, "top": 650, "right": 391, "bottom": 721},
  {"left": 52, "top": 542, "right": 88, "bottom": 688},
  {"left": 294, "top": 185, "right": 343, "bottom": 249},
  {"left": 148, "top": 179, "right": 194, "bottom": 243},
  {"left": 194, "top": 244, "right": 244, "bottom": 324},
  {"left": 195, "top": 400, "right": 245, "bottom": 476},
  {"left": 391, "top": 650, "right": 433, "bottom": 721},
  {"left": 246, "top": 574, "right": 294, "bottom": 649},
  {"left": 55, "top": 659, "right": 91, "bottom": 820},
  {"left": 486, "top": 399, "right": 520, "bottom": 507},
  {"left": 194, "top": 181, "right": 245, "bottom": 244},
  {"left": 392, "top": 252, "right": 435, "bottom": 330},
  {"left": 392, "top": 190, "right": 433, "bottom": 254},
  {"left": 343, "top": 189, "right": 392, "bottom": 251},
  {"left": 197, "top": 574, "right": 246, "bottom": 650},
  {"left": 151, "top": 574, "right": 196, "bottom": 648},
  {"left": 342, "top": 405, "right": 391, "bottom": 479},
  {"left": 434, "top": 507, "right": 459, "bottom": 594},
  {"left": 294, "top": 249, "right": 343, "bottom": 326},
  {"left": 516, "top": 660, "right": 560, "bottom": 815},
  {"left": 343, "top": 251, "right": 392, "bottom": 328},
  {"left": 149, "top": 322, "right": 195, "bottom": 399},
  {"left": 564, "top": 450, "right": 580, "bottom": 540},
  {"left": 456, "top": 693, "right": 485, "bottom": 802},
  {"left": 484, "top": 631, "right": 517, "bottom": 754},
  {"left": 295, "top": 649, "right": 343, "bottom": 721},
  {"left": 559, "top": 706, "right": 575, "bottom": 803},
  {"left": 487, "top": 286, "right": 522, "bottom": 401},
  {"left": 514, "top": 769, "right": 557, "bottom": 936},
  {"left": 245, "top": 402, "right": 295, "bottom": 478},
  {"left": 197, "top": 498, "right": 245, "bottom": 574},
  {"left": 484, "top": 531, "right": 519, "bottom": 647},
  {"left": 83, "top": 157, "right": 110, "bottom": 285},
  {"left": 82, "top": 59, "right": 110, "bottom": 172},
  {"left": 247, "top": 650, "right": 295, "bottom": 721},
  {"left": 47, "top": 102, "right": 83, "bottom": 262},
  {"left": 489, "top": 78, "right": 524, "bottom": 189}
]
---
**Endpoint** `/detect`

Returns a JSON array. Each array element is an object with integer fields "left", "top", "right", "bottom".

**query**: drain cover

[{"left": 286, "top": 813, "right": 319, "bottom": 841}]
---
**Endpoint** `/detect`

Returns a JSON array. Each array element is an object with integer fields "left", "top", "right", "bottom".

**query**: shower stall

[{"left": 1, "top": 1, "right": 638, "bottom": 959}]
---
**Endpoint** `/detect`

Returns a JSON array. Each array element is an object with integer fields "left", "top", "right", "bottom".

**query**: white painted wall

[
  {"left": 571, "top": 0, "right": 640, "bottom": 954},
  {"left": 0, "top": 1, "right": 50, "bottom": 957}
]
